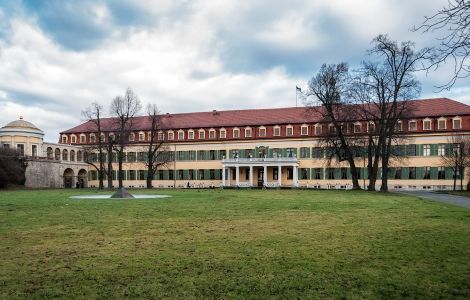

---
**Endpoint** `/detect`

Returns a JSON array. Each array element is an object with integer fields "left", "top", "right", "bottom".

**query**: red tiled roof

[{"left": 61, "top": 98, "right": 470, "bottom": 134}]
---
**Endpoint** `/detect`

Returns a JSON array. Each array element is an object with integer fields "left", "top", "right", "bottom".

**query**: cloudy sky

[{"left": 0, "top": 0, "right": 468, "bottom": 142}]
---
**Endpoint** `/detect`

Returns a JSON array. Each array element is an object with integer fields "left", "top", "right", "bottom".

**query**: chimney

[{"left": 212, "top": 110, "right": 219, "bottom": 115}]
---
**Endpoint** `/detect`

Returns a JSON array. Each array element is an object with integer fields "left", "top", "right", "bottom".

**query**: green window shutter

[
  {"left": 268, "top": 148, "right": 273, "bottom": 158},
  {"left": 445, "top": 167, "right": 453, "bottom": 179},
  {"left": 204, "top": 169, "right": 210, "bottom": 180},
  {"left": 445, "top": 144, "right": 453, "bottom": 156},
  {"left": 417, "top": 145, "right": 424, "bottom": 156},
  {"left": 388, "top": 167, "right": 395, "bottom": 178},
  {"left": 298, "top": 168, "right": 302, "bottom": 179},
  {"left": 402, "top": 167, "right": 409, "bottom": 179},
  {"left": 431, "top": 144, "right": 438, "bottom": 156},
  {"left": 144, "top": 170, "right": 148, "bottom": 180},
  {"left": 320, "top": 168, "right": 325, "bottom": 179},
  {"left": 416, "top": 167, "right": 424, "bottom": 179},
  {"left": 254, "top": 147, "right": 259, "bottom": 158},
  {"left": 239, "top": 149, "right": 246, "bottom": 158},
  {"left": 163, "top": 170, "right": 169, "bottom": 180},
  {"left": 293, "top": 148, "right": 298, "bottom": 157},
  {"left": 215, "top": 169, "right": 221, "bottom": 180},
  {"left": 334, "top": 168, "right": 341, "bottom": 179},
  {"left": 183, "top": 169, "right": 189, "bottom": 180},
  {"left": 281, "top": 148, "right": 287, "bottom": 157},
  {"left": 430, "top": 167, "right": 438, "bottom": 179}
]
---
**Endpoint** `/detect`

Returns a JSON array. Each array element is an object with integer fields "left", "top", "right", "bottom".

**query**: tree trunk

[
  {"left": 146, "top": 165, "right": 154, "bottom": 189},
  {"left": 453, "top": 170, "right": 457, "bottom": 191},
  {"left": 118, "top": 150, "right": 123, "bottom": 188},
  {"left": 107, "top": 145, "right": 113, "bottom": 189}
]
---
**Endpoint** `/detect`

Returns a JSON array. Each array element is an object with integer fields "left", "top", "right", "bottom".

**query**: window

[
  {"left": 71, "top": 136, "right": 76, "bottom": 143},
  {"left": 423, "top": 144, "right": 431, "bottom": 156},
  {"left": 409, "top": 167, "right": 416, "bottom": 179},
  {"left": 31, "top": 145, "right": 37, "bottom": 157},
  {"left": 189, "top": 151, "right": 196, "bottom": 160},
  {"left": 178, "top": 170, "right": 184, "bottom": 180},
  {"left": 77, "top": 151, "right": 82, "bottom": 162},
  {"left": 139, "top": 132, "right": 145, "bottom": 141},
  {"left": 189, "top": 169, "right": 194, "bottom": 180},
  {"left": 286, "top": 148, "right": 295, "bottom": 158},
  {"left": 423, "top": 167, "right": 431, "bottom": 179},
  {"left": 395, "top": 168, "right": 402, "bottom": 179},
  {"left": 312, "top": 147, "right": 324, "bottom": 158},
  {"left": 167, "top": 131, "right": 174, "bottom": 140},
  {"left": 137, "top": 152, "right": 145, "bottom": 161},
  {"left": 453, "top": 143, "right": 461, "bottom": 155},
  {"left": 210, "top": 169, "right": 215, "bottom": 180},
  {"left": 168, "top": 170, "right": 174, "bottom": 180},
  {"left": 90, "top": 134, "right": 96, "bottom": 143},
  {"left": 158, "top": 131, "right": 164, "bottom": 140},
  {"left": 127, "top": 152, "right": 136, "bottom": 162},
  {"left": 196, "top": 150, "right": 205, "bottom": 160},
  {"left": 453, "top": 117, "right": 461, "bottom": 129},
  {"left": 301, "top": 125, "right": 308, "bottom": 135},
  {"left": 209, "top": 129, "right": 216, "bottom": 139},
  {"left": 395, "top": 120, "right": 403, "bottom": 132},
  {"left": 438, "top": 144, "right": 445, "bottom": 156},
  {"left": 199, "top": 130, "right": 205, "bottom": 139},
  {"left": 177, "top": 151, "right": 185, "bottom": 161},
  {"left": 341, "top": 168, "right": 347, "bottom": 179},
  {"left": 423, "top": 119, "right": 432, "bottom": 130},
  {"left": 209, "top": 150, "right": 216, "bottom": 160},
  {"left": 70, "top": 150, "right": 75, "bottom": 161},
  {"left": 300, "top": 168, "right": 309, "bottom": 180},
  {"left": 407, "top": 144, "right": 417, "bottom": 156},
  {"left": 80, "top": 135, "right": 85, "bottom": 143},
  {"left": 314, "top": 124, "right": 322, "bottom": 135},
  {"left": 368, "top": 122, "right": 376, "bottom": 133},
  {"left": 287, "top": 168, "right": 293, "bottom": 180},
  {"left": 245, "top": 149, "right": 253, "bottom": 158},
  {"left": 62, "top": 136, "right": 67, "bottom": 143},
  {"left": 220, "top": 150, "right": 226, "bottom": 159},
  {"left": 259, "top": 127, "right": 266, "bottom": 137},
  {"left": 158, "top": 170, "right": 164, "bottom": 180},
  {"left": 300, "top": 147, "right": 310, "bottom": 158},
  {"left": 233, "top": 128, "right": 239, "bottom": 138},
  {"left": 220, "top": 128, "right": 226, "bottom": 139},
  {"left": 328, "top": 168, "right": 335, "bottom": 179},
  {"left": 273, "top": 168, "right": 278, "bottom": 180},
  {"left": 16, "top": 144, "right": 24, "bottom": 156},
  {"left": 178, "top": 131, "right": 184, "bottom": 140},
  {"left": 188, "top": 130, "right": 194, "bottom": 140},
  {"left": 438, "top": 118, "right": 446, "bottom": 130},
  {"left": 198, "top": 169, "right": 205, "bottom": 180},
  {"left": 438, "top": 167, "right": 445, "bottom": 179},
  {"left": 409, "top": 120, "right": 417, "bottom": 131},
  {"left": 273, "top": 126, "right": 280, "bottom": 136},
  {"left": 100, "top": 134, "right": 106, "bottom": 143},
  {"left": 245, "top": 127, "right": 252, "bottom": 138},
  {"left": 354, "top": 123, "right": 362, "bottom": 133},
  {"left": 329, "top": 124, "right": 336, "bottom": 134},
  {"left": 231, "top": 149, "right": 239, "bottom": 159},
  {"left": 286, "top": 126, "right": 293, "bottom": 136},
  {"left": 62, "top": 149, "right": 68, "bottom": 161},
  {"left": 129, "top": 133, "right": 135, "bottom": 141},
  {"left": 314, "top": 168, "right": 322, "bottom": 179}
]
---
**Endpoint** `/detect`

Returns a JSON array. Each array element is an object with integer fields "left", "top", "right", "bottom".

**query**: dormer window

[
  {"left": 158, "top": 131, "right": 164, "bottom": 140},
  {"left": 259, "top": 126, "right": 266, "bottom": 137},
  {"left": 100, "top": 133, "right": 106, "bottom": 143},
  {"left": 199, "top": 129, "right": 205, "bottom": 139},
  {"left": 176, "top": 130, "right": 184, "bottom": 140},
  {"left": 245, "top": 127, "right": 252, "bottom": 138},
  {"left": 395, "top": 120, "right": 403, "bottom": 132},
  {"left": 328, "top": 124, "right": 336, "bottom": 134},
  {"left": 409, "top": 120, "right": 417, "bottom": 131},
  {"left": 90, "top": 134, "right": 96, "bottom": 143},
  {"left": 286, "top": 125, "right": 293, "bottom": 136},
  {"left": 129, "top": 133, "right": 135, "bottom": 141},
  {"left": 300, "top": 125, "right": 308, "bottom": 135},
  {"left": 368, "top": 122, "right": 376, "bottom": 133},
  {"left": 188, "top": 130, "right": 194, "bottom": 140},
  {"left": 438, "top": 118, "right": 446, "bottom": 130},
  {"left": 71, "top": 135, "right": 76, "bottom": 143},
  {"left": 167, "top": 131, "right": 174, "bottom": 140},
  {"left": 273, "top": 126, "right": 280, "bottom": 136},
  {"left": 220, "top": 128, "right": 226, "bottom": 139},
  {"left": 80, "top": 135, "right": 86, "bottom": 143},
  {"left": 314, "top": 124, "right": 322, "bottom": 135},
  {"left": 423, "top": 118, "right": 432, "bottom": 130},
  {"left": 233, "top": 128, "right": 240, "bottom": 138},
  {"left": 353, "top": 123, "right": 362, "bottom": 133},
  {"left": 62, "top": 135, "right": 67, "bottom": 143},
  {"left": 139, "top": 132, "right": 145, "bottom": 141},
  {"left": 453, "top": 117, "right": 461, "bottom": 129},
  {"left": 209, "top": 129, "right": 216, "bottom": 139}
]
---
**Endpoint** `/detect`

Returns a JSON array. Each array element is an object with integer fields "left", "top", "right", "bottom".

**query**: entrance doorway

[
  {"left": 257, "top": 168, "right": 264, "bottom": 187},
  {"left": 63, "top": 168, "right": 74, "bottom": 188}
]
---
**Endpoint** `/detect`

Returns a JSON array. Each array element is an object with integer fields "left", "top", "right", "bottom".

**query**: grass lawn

[{"left": 0, "top": 189, "right": 469, "bottom": 299}]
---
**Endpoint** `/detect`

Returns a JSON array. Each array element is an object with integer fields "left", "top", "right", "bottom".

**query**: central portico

[{"left": 221, "top": 157, "right": 299, "bottom": 188}]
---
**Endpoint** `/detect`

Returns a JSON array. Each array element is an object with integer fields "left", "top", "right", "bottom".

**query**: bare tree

[
  {"left": 441, "top": 135, "right": 470, "bottom": 191},
  {"left": 145, "top": 104, "right": 171, "bottom": 188},
  {"left": 110, "top": 88, "right": 142, "bottom": 188},
  {"left": 0, "top": 148, "right": 27, "bottom": 189},
  {"left": 82, "top": 103, "right": 106, "bottom": 189},
  {"left": 354, "top": 34, "right": 431, "bottom": 192},
  {"left": 306, "top": 63, "right": 361, "bottom": 190},
  {"left": 414, "top": 0, "right": 470, "bottom": 89}
]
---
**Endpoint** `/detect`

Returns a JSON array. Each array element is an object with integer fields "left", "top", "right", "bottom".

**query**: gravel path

[{"left": 399, "top": 191, "right": 470, "bottom": 209}]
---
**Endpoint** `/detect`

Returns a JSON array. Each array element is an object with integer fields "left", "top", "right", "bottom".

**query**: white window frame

[
  {"left": 71, "top": 135, "right": 77, "bottom": 143},
  {"left": 259, "top": 126, "right": 266, "bottom": 137},
  {"left": 209, "top": 128, "right": 216, "bottom": 139},
  {"left": 453, "top": 116, "right": 462, "bottom": 129},
  {"left": 158, "top": 131, "right": 164, "bottom": 141},
  {"left": 300, "top": 124, "right": 308, "bottom": 136},
  {"left": 409, "top": 120, "right": 417, "bottom": 131},
  {"left": 129, "top": 133, "right": 135, "bottom": 141},
  {"left": 437, "top": 117, "right": 446, "bottom": 130},
  {"left": 273, "top": 125, "right": 281, "bottom": 137},
  {"left": 314, "top": 124, "right": 322, "bottom": 135},
  {"left": 423, "top": 144, "right": 431, "bottom": 156},
  {"left": 62, "top": 135, "right": 67, "bottom": 143},
  {"left": 89, "top": 134, "right": 96, "bottom": 143},
  {"left": 198, "top": 129, "right": 205, "bottom": 140},
  {"left": 353, "top": 122, "right": 362, "bottom": 133},
  {"left": 219, "top": 128, "right": 226, "bottom": 139},
  {"left": 233, "top": 127, "right": 240, "bottom": 138},
  {"left": 80, "top": 134, "right": 86, "bottom": 143},
  {"left": 139, "top": 131, "right": 145, "bottom": 141},
  {"left": 286, "top": 125, "right": 293, "bottom": 136},
  {"left": 395, "top": 120, "right": 403, "bottom": 132},
  {"left": 438, "top": 144, "right": 445, "bottom": 156},
  {"left": 178, "top": 130, "right": 185, "bottom": 140},
  {"left": 423, "top": 118, "right": 432, "bottom": 131},
  {"left": 245, "top": 127, "right": 252, "bottom": 138},
  {"left": 188, "top": 130, "right": 194, "bottom": 140},
  {"left": 167, "top": 131, "right": 174, "bottom": 140},
  {"left": 328, "top": 124, "right": 336, "bottom": 134}
]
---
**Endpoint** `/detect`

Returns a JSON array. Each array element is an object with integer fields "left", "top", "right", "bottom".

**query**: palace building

[{"left": 55, "top": 97, "right": 470, "bottom": 191}]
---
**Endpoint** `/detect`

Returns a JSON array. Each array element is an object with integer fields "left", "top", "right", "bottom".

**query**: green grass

[{"left": 0, "top": 189, "right": 469, "bottom": 299}]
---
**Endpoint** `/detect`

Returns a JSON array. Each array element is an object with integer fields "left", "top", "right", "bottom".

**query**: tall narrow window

[
  {"left": 423, "top": 144, "right": 431, "bottom": 156},
  {"left": 300, "top": 125, "right": 308, "bottom": 135},
  {"left": 273, "top": 126, "right": 280, "bottom": 136},
  {"left": 286, "top": 126, "right": 293, "bottom": 136},
  {"left": 438, "top": 118, "right": 446, "bottom": 129},
  {"left": 423, "top": 119, "right": 432, "bottom": 130},
  {"left": 453, "top": 117, "right": 461, "bottom": 129},
  {"left": 233, "top": 128, "right": 240, "bottom": 138},
  {"left": 245, "top": 127, "right": 252, "bottom": 138},
  {"left": 315, "top": 124, "right": 322, "bottom": 135},
  {"left": 259, "top": 127, "right": 266, "bottom": 137},
  {"left": 409, "top": 120, "right": 417, "bottom": 131}
]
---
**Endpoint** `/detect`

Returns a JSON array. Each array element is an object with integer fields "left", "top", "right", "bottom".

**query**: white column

[
  {"left": 222, "top": 167, "right": 226, "bottom": 187},
  {"left": 263, "top": 165, "right": 267, "bottom": 187},
  {"left": 236, "top": 166, "right": 240, "bottom": 186},
  {"left": 293, "top": 165, "right": 298, "bottom": 187},
  {"left": 278, "top": 165, "right": 282, "bottom": 187},
  {"left": 228, "top": 168, "right": 231, "bottom": 186},
  {"left": 249, "top": 166, "right": 253, "bottom": 187}
]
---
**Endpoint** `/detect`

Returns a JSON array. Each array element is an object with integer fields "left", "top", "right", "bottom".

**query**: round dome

[{"left": 3, "top": 116, "right": 41, "bottom": 130}]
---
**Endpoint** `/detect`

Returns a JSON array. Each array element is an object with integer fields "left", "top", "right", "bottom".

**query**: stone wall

[{"left": 24, "top": 159, "right": 88, "bottom": 188}]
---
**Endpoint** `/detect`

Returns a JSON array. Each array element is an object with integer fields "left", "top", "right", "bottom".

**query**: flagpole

[{"left": 296, "top": 87, "right": 298, "bottom": 107}]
